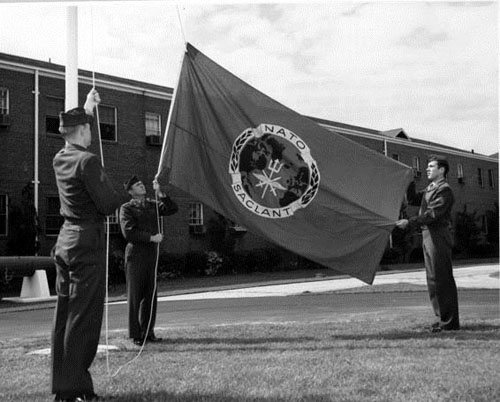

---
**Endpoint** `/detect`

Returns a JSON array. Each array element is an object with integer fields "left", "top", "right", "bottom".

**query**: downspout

[{"left": 33, "top": 69, "right": 40, "bottom": 255}]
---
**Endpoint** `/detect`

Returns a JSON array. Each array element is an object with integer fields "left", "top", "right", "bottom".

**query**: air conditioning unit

[
  {"left": 146, "top": 135, "right": 161, "bottom": 146},
  {"left": 458, "top": 177, "right": 464, "bottom": 184},
  {"left": 0, "top": 114, "right": 10, "bottom": 127},
  {"left": 413, "top": 169, "right": 421, "bottom": 178}
]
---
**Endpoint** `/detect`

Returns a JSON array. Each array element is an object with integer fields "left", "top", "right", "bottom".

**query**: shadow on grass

[
  {"left": 153, "top": 336, "right": 316, "bottom": 345},
  {"left": 118, "top": 323, "right": 500, "bottom": 354},
  {"left": 106, "top": 391, "right": 334, "bottom": 402},
  {"left": 329, "top": 322, "right": 500, "bottom": 342}
]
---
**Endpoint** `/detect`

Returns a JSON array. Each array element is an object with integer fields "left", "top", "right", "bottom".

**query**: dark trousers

[
  {"left": 125, "top": 246, "right": 158, "bottom": 339},
  {"left": 422, "top": 228, "right": 460, "bottom": 329},
  {"left": 51, "top": 222, "right": 105, "bottom": 399}
]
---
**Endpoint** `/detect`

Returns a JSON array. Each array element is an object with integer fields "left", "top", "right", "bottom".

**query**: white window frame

[
  {"left": 46, "top": 96, "right": 65, "bottom": 135},
  {"left": 98, "top": 104, "right": 117, "bottom": 142},
  {"left": 0, "top": 194, "right": 8, "bottom": 236},
  {"left": 457, "top": 163, "right": 464, "bottom": 179},
  {"left": 412, "top": 156, "right": 421, "bottom": 177},
  {"left": 488, "top": 169, "right": 495, "bottom": 189},
  {"left": 477, "top": 167, "right": 484, "bottom": 187},
  {"left": 46, "top": 196, "right": 63, "bottom": 236},
  {"left": 0, "top": 88, "right": 9, "bottom": 115},
  {"left": 145, "top": 112, "right": 162, "bottom": 145},
  {"left": 145, "top": 112, "right": 161, "bottom": 137},
  {"left": 189, "top": 202, "right": 204, "bottom": 226},
  {"left": 105, "top": 209, "right": 121, "bottom": 234}
]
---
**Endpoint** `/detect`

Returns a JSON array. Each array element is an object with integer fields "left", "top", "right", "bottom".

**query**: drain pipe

[{"left": 33, "top": 69, "right": 40, "bottom": 255}]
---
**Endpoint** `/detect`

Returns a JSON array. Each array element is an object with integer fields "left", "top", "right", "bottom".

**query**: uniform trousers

[
  {"left": 422, "top": 228, "right": 460, "bottom": 329},
  {"left": 125, "top": 244, "right": 158, "bottom": 339},
  {"left": 51, "top": 222, "right": 105, "bottom": 399}
]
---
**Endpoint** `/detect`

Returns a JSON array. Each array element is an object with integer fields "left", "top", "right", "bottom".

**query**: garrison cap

[
  {"left": 124, "top": 175, "right": 140, "bottom": 191},
  {"left": 59, "top": 107, "right": 94, "bottom": 129}
]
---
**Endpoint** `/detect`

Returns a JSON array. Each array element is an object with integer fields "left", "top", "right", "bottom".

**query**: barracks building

[{"left": 0, "top": 52, "right": 498, "bottom": 264}]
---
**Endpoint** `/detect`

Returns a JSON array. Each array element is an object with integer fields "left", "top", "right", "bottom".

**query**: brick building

[{"left": 0, "top": 53, "right": 498, "bottom": 263}]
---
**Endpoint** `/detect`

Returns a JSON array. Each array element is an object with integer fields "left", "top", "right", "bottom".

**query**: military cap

[
  {"left": 59, "top": 107, "right": 94, "bottom": 128},
  {"left": 124, "top": 175, "right": 140, "bottom": 191}
]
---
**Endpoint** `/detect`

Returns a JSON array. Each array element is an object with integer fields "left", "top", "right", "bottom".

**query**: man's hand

[
  {"left": 395, "top": 219, "right": 409, "bottom": 229},
  {"left": 153, "top": 180, "right": 166, "bottom": 197},
  {"left": 150, "top": 233, "right": 163, "bottom": 243},
  {"left": 84, "top": 88, "right": 101, "bottom": 115}
]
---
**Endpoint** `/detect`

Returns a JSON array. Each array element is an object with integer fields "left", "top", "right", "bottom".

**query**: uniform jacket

[
  {"left": 119, "top": 195, "right": 178, "bottom": 260},
  {"left": 407, "top": 179, "right": 454, "bottom": 231},
  {"left": 53, "top": 143, "right": 120, "bottom": 222}
]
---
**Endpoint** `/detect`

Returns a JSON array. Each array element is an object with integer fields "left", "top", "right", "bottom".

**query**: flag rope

[
  {"left": 89, "top": 6, "right": 112, "bottom": 375},
  {"left": 88, "top": 6, "right": 186, "bottom": 379}
]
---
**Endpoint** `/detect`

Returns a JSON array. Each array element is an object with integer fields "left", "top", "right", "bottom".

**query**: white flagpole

[
  {"left": 155, "top": 5, "right": 188, "bottom": 181},
  {"left": 155, "top": 43, "right": 187, "bottom": 181},
  {"left": 66, "top": 6, "right": 79, "bottom": 110}
]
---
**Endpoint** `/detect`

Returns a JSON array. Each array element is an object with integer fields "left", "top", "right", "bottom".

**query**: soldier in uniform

[
  {"left": 119, "top": 176, "right": 178, "bottom": 345},
  {"left": 396, "top": 155, "right": 459, "bottom": 332},
  {"left": 51, "top": 89, "right": 121, "bottom": 402}
]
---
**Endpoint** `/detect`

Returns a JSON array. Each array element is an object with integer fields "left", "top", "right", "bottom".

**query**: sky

[{"left": 0, "top": 0, "right": 498, "bottom": 156}]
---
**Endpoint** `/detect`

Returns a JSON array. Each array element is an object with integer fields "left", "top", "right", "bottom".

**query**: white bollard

[{"left": 20, "top": 269, "right": 51, "bottom": 299}]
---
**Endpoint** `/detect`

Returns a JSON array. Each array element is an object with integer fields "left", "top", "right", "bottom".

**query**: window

[
  {"left": 105, "top": 209, "right": 121, "bottom": 234},
  {"left": 412, "top": 156, "right": 421, "bottom": 177},
  {"left": 392, "top": 154, "right": 399, "bottom": 161},
  {"left": 488, "top": 169, "right": 495, "bottom": 188},
  {"left": 46, "top": 196, "right": 63, "bottom": 236},
  {"left": 481, "top": 215, "right": 488, "bottom": 235},
  {"left": 0, "top": 194, "right": 8, "bottom": 236},
  {"left": 0, "top": 88, "right": 9, "bottom": 126},
  {"left": 189, "top": 202, "right": 205, "bottom": 234},
  {"left": 46, "top": 96, "right": 64, "bottom": 135},
  {"left": 98, "top": 105, "right": 117, "bottom": 142},
  {"left": 457, "top": 163, "right": 464, "bottom": 183},
  {"left": 477, "top": 168, "right": 483, "bottom": 187},
  {"left": 145, "top": 112, "right": 162, "bottom": 146},
  {"left": 0, "top": 87, "right": 9, "bottom": 114}
]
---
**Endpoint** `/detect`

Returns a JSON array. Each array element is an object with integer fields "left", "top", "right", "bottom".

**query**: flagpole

[
  {"left": 155, "top": 43, "right": 187, "bottom": 181},
  {"left": 66, "top": 6, "right": 78, "bottom": 110}
]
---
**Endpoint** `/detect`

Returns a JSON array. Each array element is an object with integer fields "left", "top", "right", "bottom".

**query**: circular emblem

[{"left": 229, "top": 124, "right": 320, "bottom": 219}]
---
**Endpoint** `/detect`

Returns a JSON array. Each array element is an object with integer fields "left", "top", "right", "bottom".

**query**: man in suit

[
  {"left": 52, "top": 89, "right": 121, "bottom": 401},
  {"left": 119, "top": 176, "right": 178, "bottom": 345},
  {"left": 396, "top": 155, "right": 459, "bottom": 332}
]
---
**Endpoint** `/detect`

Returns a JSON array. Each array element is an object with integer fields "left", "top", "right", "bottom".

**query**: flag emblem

[{"left": 229, "top": 124, "right": 320, "bottom": 219}]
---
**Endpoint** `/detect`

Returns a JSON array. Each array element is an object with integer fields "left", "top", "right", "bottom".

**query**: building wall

[{"left": 0, "top": 56, "right": 498, "bottom": 260}]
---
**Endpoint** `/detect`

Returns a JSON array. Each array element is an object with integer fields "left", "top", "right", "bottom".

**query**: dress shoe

[
  {"left": 429, "top": 324, "right": 459, "bottom": 333},
  {"left": 132, "top": 338, "right": 144, "bottom": 346},
  {"left": 75, "top": 395, "right": 101, "bottom": 401},
  {"left": 55, "top": 394, "right": 101, "bottom": 402},
  {"left": 146, "top": 334, "right": 163, "bottom": 343}
]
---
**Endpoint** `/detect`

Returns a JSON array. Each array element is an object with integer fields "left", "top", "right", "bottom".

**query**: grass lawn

[{"left": 1, "top": 305, "right": 499, "bottom": 401}]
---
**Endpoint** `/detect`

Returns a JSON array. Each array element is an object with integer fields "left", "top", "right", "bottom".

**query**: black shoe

[
  {"left": 133, "top": 338, "right": 144, "bottom": 346},
  {"left": 146, "top": 334, "right": 163, "bottom": 343}
]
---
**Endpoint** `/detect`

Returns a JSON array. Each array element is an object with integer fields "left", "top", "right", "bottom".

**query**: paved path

[{"left": 143, "top": 263, "right": 498, "bottom": 302}]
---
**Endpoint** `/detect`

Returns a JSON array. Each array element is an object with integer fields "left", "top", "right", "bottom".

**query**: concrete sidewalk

[
  {"left": 126, "top": 263, "right": 498, "bottom": 303},
  {"left": 3, "top": 263, "right": 498, "bottom": 309}
]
